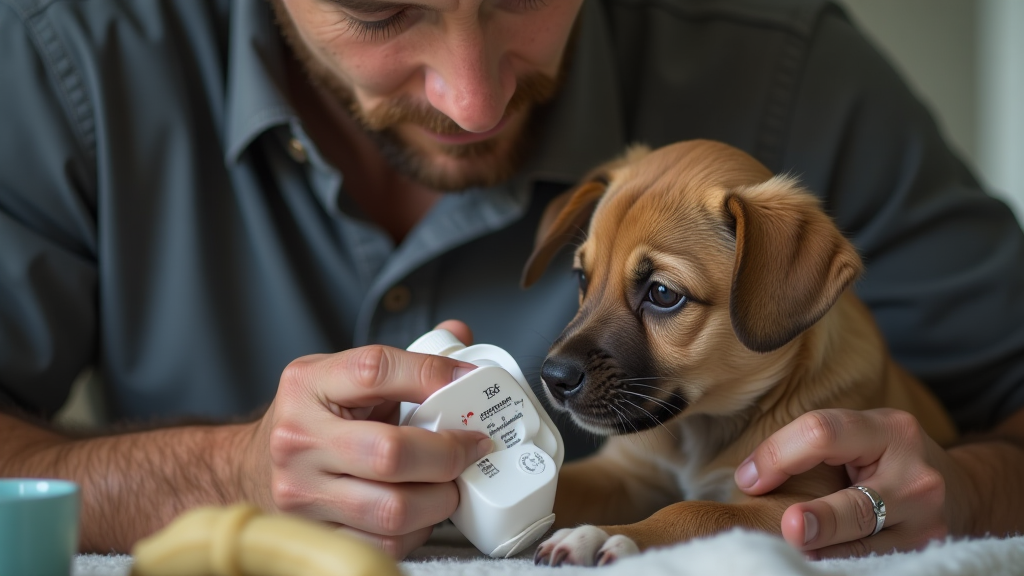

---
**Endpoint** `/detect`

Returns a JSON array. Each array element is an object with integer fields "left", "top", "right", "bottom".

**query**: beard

[{"left": 271, "top": 0, "right": 568, "bottom": 191}]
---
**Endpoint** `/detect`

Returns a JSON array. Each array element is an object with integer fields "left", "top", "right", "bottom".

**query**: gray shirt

[{"left": 2, "top": 0, "right": 1023, "bottom": 452}]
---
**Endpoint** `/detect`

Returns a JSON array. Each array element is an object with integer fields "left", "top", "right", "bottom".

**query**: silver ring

[{"left": 851, "top": 485, "right": 886, "bottom": 536}]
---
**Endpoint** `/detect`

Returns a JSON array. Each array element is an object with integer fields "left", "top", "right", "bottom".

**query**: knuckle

[
  {"left": 917, "top": 467, "right": 945, "bottom": 495},
  {"left": 279, "top": 357, "right": 312, "bottom": 391},
  {"left": 914, "top": 467, "right": 947, "bottom": 507},
  {"left": 802, "top": 411, "right": 842, "bottom": 451},
  {"left": 887, "top": 410, "right": 923, "bottom": 440},
  {"left": 377, "top": 535, "right": 406, "bottom": 559},
  {"left": 348, "top": 346, "right": 390, "bottom": 390},
  {"left": 846, "top": 538, "right": 871, "bottom": 558},
  {"left": 847, "top": 489, "right": 878, "bottom": 536},
  {"left": 439, "top": 432, "right": 470, "bottom": 480},
  {"left": 268, "top": 424, "right": 313, "bottom": 466},
  {"left": 375, "top": 493, "right": 410, "bottom": 535},
  {"left": 270, "top": 477, "right": 310, "bottom": 511},
  {"left": 420, "top": 354, "right": 451, "bottom": 389},
  {"left": 370, "top": 430, "right": 406, "bottom": 478},
  {"left": 760, "top": 438, "right": 784, "bottom": 471}
]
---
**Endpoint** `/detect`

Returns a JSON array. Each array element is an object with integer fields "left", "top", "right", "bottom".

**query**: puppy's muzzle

[{"left": 540, "top": 356, "right": 586, "bottom": 405}]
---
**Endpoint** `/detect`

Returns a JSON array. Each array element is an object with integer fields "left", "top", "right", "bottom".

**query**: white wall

[
  {"left": 839, "top": 0, "right": 1024, "bottom": 224},
  {"left": 977, "top": 0, "right": 1024, "bottom": 223}
]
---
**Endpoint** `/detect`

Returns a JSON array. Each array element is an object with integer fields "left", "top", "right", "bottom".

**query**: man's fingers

[
  {"left": 804, "top": 528, "right": 917, "bottom": 560},
  {"left": 782, "top": 486, "right": 888, "bottom": 550},
  {"left": 311, "top": 421, "right": 493, "bottom": 483},
  {"left": 433, "top": 319, "right": 473, "bottom": 346},
  {"left": 285, "top": 345, "right": 476, "bottom": 407},
  {"left": 333, "top": 523, "right": 435, "bottom": 560},
  {"left": 735, "top": 409, "right": 892, "bottom": 495},
  {"left": 285, "top": 476, "right": 461, "bottom": 537}
]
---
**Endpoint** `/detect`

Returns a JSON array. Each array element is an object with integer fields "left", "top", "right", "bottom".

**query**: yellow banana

[{"left": 131, "top": 504, "right": 402, "bottom": 576}]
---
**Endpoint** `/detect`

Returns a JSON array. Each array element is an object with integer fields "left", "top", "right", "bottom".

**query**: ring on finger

[{"left": 850, "top": 485, "right": 886, "bottom": 536}]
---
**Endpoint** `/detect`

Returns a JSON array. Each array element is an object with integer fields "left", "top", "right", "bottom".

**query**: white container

[{"left": 401, "top": 330, "right": 564, "bottom": 558}]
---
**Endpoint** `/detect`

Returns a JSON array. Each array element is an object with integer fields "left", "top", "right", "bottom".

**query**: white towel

[{"left": 73, "top": 529, "right": 1024, "bottom": 576}]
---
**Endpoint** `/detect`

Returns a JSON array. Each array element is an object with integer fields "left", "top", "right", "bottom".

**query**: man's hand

[
  {"left": 246, "top": 320, "right": 492, "bottom": 559},
  {"left": 733, "top": 408, "right": 970, "bottom": 558}
]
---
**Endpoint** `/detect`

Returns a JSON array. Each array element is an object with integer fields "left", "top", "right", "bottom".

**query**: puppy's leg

[
  {"left": 539, "top": 464, "right": 848, "bottom": 566},
  {"left": 552, "top": 436, "right": 680, "bottom": 528},
  {"left": 536, "top": 495, "right": 800, "bottom": 566}
]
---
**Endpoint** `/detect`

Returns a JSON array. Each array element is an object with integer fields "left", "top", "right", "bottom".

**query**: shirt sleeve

[
  {"left": 785, "top": 6, "right": 1024, "bottom": 432},
  {"left": 0, "top": 3, "right": 99, "bottom": 418}
]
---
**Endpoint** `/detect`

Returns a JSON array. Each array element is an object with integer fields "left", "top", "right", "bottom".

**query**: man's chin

[
  {"left": 397, "top": 150, "right": 518, "bottom": 191},
  {"left": 376, "top": 128, "right": 530, "bottom": 191}
]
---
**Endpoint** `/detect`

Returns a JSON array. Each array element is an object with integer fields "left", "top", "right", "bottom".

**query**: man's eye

[
  {"left": 343, "top": 8, "right": 414, "bottom": 41},
  {"left": 646, "top": 283, "right": 686, "bottom": 309}
]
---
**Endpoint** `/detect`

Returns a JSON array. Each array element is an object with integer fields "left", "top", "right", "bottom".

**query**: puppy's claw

[
  {"left": 536, "top": 525, "right": 616, "bottom": 567},
  {"left": 596, "top": 534, "right": 641, "bottom": 566},
  {"left": 551, "top": 549, "right": 569, "bottom": 567}
]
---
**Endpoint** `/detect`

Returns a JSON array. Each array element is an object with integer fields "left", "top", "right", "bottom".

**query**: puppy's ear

[
  {"left": 725, "top": 175, "right": 863, "bottom": 352},
  {"left": 522, "top": 145, "right": 652, "bottom": 288},
  {"left": 521, "top": 176, "right": 607, "bottom": 288}
]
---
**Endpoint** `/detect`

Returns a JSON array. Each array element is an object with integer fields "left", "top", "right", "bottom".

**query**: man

[{"left": 1, "top": 0, "right": 1022, "bottom": 561}]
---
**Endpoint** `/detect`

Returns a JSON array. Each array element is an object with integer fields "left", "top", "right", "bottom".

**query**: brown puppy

[{"left": 522, "top": 140, "right": 957, "bottom": 566}]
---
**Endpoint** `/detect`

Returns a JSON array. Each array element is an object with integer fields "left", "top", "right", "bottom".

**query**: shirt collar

[{"left": 224, "top": 0, "right": 293, "bottom": 164}]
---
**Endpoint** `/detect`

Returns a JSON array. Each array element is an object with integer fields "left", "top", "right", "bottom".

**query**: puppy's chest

[{"left": 652, "top": 419, "right": 742, "bottom": 503}]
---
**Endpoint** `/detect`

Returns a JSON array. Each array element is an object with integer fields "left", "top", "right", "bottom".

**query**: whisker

[
  {"left": 530, "top": 330, "right": 554, "bottom": 347},
  {"left": 608, "top": 405, "right": 628, "bottom": 436},
  {"left": 614, "top": 400, "right": 656, "bottom": 451},
  {"left": 620, "top": 381, "right": 689, "bottom": 402},
  {"left": 610, "top": 401, "right": 640, "bottom": 434},
  {"left": 619, "top": 398, "right": 678, "bottom": 440},
  {"left": 608, "top": 403, "right": 639, "bottom": 448},
  {"left": 618, "top": 389, "right": 682, "bottom": 413}
]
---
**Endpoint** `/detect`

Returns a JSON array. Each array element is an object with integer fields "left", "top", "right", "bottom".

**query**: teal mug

[{"left": 0, "top": 479, "right": 80, "bottom": 576}]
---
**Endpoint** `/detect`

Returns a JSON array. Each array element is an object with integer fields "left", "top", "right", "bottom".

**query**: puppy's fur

[{"left": 522, "top": 140, "right": 957, "bottom": 566}]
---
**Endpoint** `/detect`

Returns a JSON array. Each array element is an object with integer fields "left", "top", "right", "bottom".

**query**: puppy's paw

[{"left": 533, "top": 525, "right": 640, "bottom": 567}]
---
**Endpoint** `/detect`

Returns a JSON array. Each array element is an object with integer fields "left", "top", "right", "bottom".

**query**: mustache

[{"left": 350, "top": 72, "right": 560, "bottom": 135}]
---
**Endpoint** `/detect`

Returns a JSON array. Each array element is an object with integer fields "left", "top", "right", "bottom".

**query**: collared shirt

[{"left": 2, "top": 0, "right": 1023, "bottom": 446}]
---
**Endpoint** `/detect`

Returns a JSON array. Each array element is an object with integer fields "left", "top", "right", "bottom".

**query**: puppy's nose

[{"left": 541, "top": 357, "right": 585, "bottom": 403}]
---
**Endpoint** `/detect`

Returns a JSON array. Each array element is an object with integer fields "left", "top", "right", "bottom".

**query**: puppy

[{"left": 521, "top": 140, "right": 957, "bottom": 566}]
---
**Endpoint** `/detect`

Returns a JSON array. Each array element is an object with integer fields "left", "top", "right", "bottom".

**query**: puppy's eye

[
  {"left": 647, "top": 283, "right": 686, "bottom": 309},
  {"left": 574, "top": 269, "right": 589, "bottom": 295}
]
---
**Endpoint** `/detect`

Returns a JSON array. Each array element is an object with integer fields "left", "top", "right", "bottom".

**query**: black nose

[{"left": 541, "top": 357, "right": 586, "bottom": 403}]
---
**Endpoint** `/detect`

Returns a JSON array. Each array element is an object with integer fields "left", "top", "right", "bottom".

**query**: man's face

[{"left": 273, "top": 0, "right": 585, "bottom": 191}]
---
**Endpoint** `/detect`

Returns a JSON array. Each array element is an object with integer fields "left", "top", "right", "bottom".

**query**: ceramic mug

[{"left": 0, "top": 479, "right": 80, "bottom": 576}]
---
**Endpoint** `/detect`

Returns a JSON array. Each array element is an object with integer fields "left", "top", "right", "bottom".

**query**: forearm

[
  {"left": 0, "top": 413, "right": 263, "bottom": 552},
  {"left": 948, "top": 408, "right": 1024, "bottom": 538}
]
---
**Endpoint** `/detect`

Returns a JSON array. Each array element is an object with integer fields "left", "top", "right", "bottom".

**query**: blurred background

[{"left": 839, "top": 0, "right": 1024, "bottom": 224}]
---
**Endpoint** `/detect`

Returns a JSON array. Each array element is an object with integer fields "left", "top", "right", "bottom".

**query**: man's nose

[{"left": 422, "top": 26, "right": 516, "bottom": 133}]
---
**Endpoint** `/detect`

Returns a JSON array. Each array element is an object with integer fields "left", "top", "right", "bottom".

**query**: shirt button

[
  {"left": 382, "top": 285, "right": 412, "bottom": 312},
  {"left": 287, "top": 137, "right": 308, "bottom": 163}
]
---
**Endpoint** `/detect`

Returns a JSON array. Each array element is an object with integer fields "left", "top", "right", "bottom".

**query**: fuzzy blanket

[{"left": 73, "top": 529, "right": 1024, "bottom": 576}]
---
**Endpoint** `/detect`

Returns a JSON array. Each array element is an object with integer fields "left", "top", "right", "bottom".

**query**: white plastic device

[{"left": 399, "top": 329, "right": 564, "bottom": 558}]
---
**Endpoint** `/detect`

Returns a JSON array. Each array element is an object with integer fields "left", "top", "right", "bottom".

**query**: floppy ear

[
  {"left": 725, "top": 176, "right": 863, "bottom": 353},
  {"left": 522, "top": 145, "right": 652, "bottom": 288},
  {"left": 521, "top": 176, "right": 607, "bottom": 288}
]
